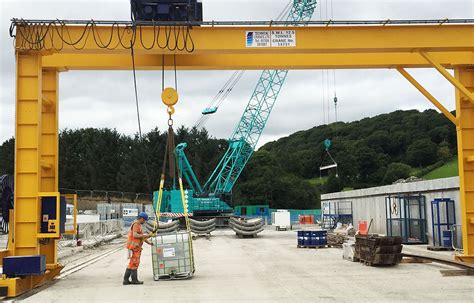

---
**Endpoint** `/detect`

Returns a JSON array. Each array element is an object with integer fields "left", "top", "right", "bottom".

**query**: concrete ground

[{"left": 21, "top": 228, "right": 473, "bottom": 303}]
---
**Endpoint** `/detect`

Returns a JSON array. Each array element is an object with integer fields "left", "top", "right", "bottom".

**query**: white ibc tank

[{"left": 151, "top": 232, "right": 194, "bottom": 280}]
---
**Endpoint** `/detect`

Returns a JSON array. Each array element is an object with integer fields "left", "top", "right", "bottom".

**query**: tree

[
  {"left": 0, "top": 108, "right": 460, "bottom": 210},
  {"left": 406, "top": 139, "right": 438, "bottom": 167},
  {"left": 0, "top": 138, "right": 14, "bottom": 175},
  {"left": 324, "top": 173, "right": 343, "bottom": 193},
  {"left": 437, "top": 141, "right": 452, "bottom": 162},
  {"left": 383, "top": 163, "right": 411, "bottom": 184}
]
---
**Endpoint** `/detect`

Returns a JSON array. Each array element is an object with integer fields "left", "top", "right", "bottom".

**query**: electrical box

[
  {"left": 131, "top": 0, "right": 203, "bottom": 22},
  {"left": 40, "top": 195, "right": 66, "bottom": 234},
  {"left": 2, "top": 255, "right": 46, "bottom": 277}
]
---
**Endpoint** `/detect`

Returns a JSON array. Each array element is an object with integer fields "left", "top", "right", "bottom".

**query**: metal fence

[{"left": 60, "top": 188, "right": 152, "bottom": 202}]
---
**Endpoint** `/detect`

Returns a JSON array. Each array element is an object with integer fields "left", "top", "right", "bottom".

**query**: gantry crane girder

[
  {"left": 27, "top": 24, "right": 474, "bottom": 69},
  {"left": 1, "top": 20, "right": 474, "bottom": 297}
]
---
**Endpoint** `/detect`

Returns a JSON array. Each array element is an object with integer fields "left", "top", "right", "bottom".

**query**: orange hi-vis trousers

[{"left": 128, "top": 248, "right": 142, "bottom": 270}]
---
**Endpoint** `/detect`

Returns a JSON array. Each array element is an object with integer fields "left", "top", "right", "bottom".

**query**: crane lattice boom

[{"left": 204, "top": 0, "right": 317, "bottom": 194}]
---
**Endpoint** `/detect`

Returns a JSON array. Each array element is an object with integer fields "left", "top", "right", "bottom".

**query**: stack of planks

[{"left": 327, "top": 232, "right": 348, "bottom": 248}]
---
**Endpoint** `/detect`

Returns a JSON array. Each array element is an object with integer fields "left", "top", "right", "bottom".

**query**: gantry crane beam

[
  {"left": 41, "top": 52, "right": 474, "bottom": 70},
  {"left": 14, "top": 24, "right": 474, "bottom": 70},
  {"left": 14, "top": 24, "right": 474, "bottom": 55},
  {"left": 2, "top": 20, "right": 474, "bottom": 297}
]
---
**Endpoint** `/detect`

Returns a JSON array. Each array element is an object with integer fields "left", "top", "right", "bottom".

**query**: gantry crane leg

[
  {"left": 0, "top": 54, "right": 63, "bottom": 297},
  {"left": 455, "top": 67, "right": 474, "bottom": 263}
]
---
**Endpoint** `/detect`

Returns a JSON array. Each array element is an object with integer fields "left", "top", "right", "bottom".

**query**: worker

[{"left": 123, "top": 212, "right": 153, "bottom": 285}]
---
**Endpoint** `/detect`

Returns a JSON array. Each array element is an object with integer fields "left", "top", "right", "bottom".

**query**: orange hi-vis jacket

[{"left": 126, "top": 221, "right": 144, "bottom": 251}]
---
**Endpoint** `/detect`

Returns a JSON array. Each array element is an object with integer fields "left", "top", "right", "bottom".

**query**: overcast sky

[{"left": 0, "top": 0, "right": 472, "bottom": 147}]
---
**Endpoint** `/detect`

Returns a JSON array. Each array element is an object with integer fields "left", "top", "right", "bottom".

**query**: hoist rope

[
  {"left": 194, "top": 70, "right": 244, "bottom": 128},
  {"left": 130, "top": 44, "right": 152, "bottom": 195},
  {"left": 194, "top": 0, "right": 293, "bottom": 129}
]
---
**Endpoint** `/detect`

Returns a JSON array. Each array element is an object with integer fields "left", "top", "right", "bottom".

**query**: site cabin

[{"left": 272, "top": 210, "right": 291, "bottom": 231}]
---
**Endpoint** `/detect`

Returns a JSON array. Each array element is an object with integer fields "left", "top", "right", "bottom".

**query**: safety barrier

[{"left": 64, "top": 219, "right": 123, "bottom": 239}]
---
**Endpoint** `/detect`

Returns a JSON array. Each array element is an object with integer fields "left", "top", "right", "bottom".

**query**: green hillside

[
  {"left": 234, "top": 109, "right": 457, "bottom": 207},
  {"left": 423, "top": 158, "right": 458, "bottom": 180}
]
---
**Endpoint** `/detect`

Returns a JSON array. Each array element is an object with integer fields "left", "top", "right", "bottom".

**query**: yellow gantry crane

[{"left": 0, "top": 17, "right": 473, "bottom": 297}]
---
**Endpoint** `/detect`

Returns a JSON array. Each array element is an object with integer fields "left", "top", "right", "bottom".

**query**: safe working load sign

[{"left": 246, "top": 30, "right": 296, "bottom": 48}]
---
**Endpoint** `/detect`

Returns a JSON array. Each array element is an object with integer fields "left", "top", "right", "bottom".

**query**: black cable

[
  {"left": 131, "top": 45, "right": 153, "bottom": 195},
  {"left": 10, "top": 20, "right": 195, "bottom": 53}
]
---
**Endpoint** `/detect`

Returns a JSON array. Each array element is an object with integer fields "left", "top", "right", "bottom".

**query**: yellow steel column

[
  {"left": 39, "top": 69, "right": 59, "bottom": 266},
  {"left": 455, "top": 67, "right": 474, "bottom": 263},
  {"left": 13, "top": 53, "right": 42, "bottom": 256}
]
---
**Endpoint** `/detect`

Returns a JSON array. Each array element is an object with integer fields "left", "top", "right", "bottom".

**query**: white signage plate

[
  {"left": 246, "top": 30, "right": 296, "bottom": 48},
  {"left": 271, "top": 30, "right": 296, "bottom": 47}
]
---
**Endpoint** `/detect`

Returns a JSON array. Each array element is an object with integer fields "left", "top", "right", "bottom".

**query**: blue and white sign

[{"left": 246, "top": 31, "right": 271, "bottom": 48}]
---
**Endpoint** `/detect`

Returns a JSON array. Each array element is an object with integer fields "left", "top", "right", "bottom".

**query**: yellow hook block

[
  {"left": 161, "top": 87, "right": 178, "bottom": 106},
  {"left": 167, "top": 106, "right": 175, "bottom": 115}
]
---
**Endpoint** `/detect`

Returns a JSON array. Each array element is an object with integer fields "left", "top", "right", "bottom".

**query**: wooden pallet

[
  {"left": 356, "top": 253, "right": 402, "bottom": 266},
  {"left": 297, "top": 244, "right": 328, "bottom": 249}
]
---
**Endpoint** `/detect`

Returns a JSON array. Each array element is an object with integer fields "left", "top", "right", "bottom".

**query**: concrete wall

[
  {"left": 64, "top": 219, "right": 124, "bottom": 239},
  {"left": 321, "top": 177, "right": 460, "bottom": 246}
]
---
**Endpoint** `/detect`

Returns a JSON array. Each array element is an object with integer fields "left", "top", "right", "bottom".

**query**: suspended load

[
  {"left": 151, "top": 85, "right": 195, "bottom": 280},
  {"left": 319, "top": 138, "right": 338, "bottom": 177},
  {"left": 194, "top": 71, "right": 244, "bottom": 128},
  {"left": 201, "top": 107, "right": 218, "bottom": 115},
  {"left": 152, "top": 232, "right": 194, "bottom": 280}
]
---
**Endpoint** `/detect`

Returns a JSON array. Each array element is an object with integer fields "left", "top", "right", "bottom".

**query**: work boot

[
  {"left": 130, "top": 269, "right": 144, "bottom": 285},
  {"left": 123, "top": 268, "right": 132, "bottom": 285}
]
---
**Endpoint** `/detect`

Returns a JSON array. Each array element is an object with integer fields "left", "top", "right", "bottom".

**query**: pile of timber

[
  {"left": 144, "top": 220, "right": 179, "bottom": 234},
  {"left": 229, "top": 217, "right": 264, "bottom": 238},
  {"left": 355, "top": 235, "right": 403, "bottom": 266},
  {"left": 327, "top": 232, "right": 348, "bottom": 248},
  {"left": 189, "top": 218, "right": 216, "bottom": 236}
]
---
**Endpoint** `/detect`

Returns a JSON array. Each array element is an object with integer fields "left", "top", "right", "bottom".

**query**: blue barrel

[
  {"left": 297, "top": 231, "right": 304, "bottom": 246},
  {"left": 304, "top": 231, "right": 312, "bottom": 246},
  {"left": 315, "top": 230, "right": 328, "bottom": 245},
  {"left": 310, "top": 231, "right": 317, "bottom": 245},
  {"left": 442, "top": 230, "right": 452, "bottom": 248}
]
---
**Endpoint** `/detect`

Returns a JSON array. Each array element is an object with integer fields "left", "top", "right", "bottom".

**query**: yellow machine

[{"left": 1, "top": 18, "right": 473, "bottom": 297}]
